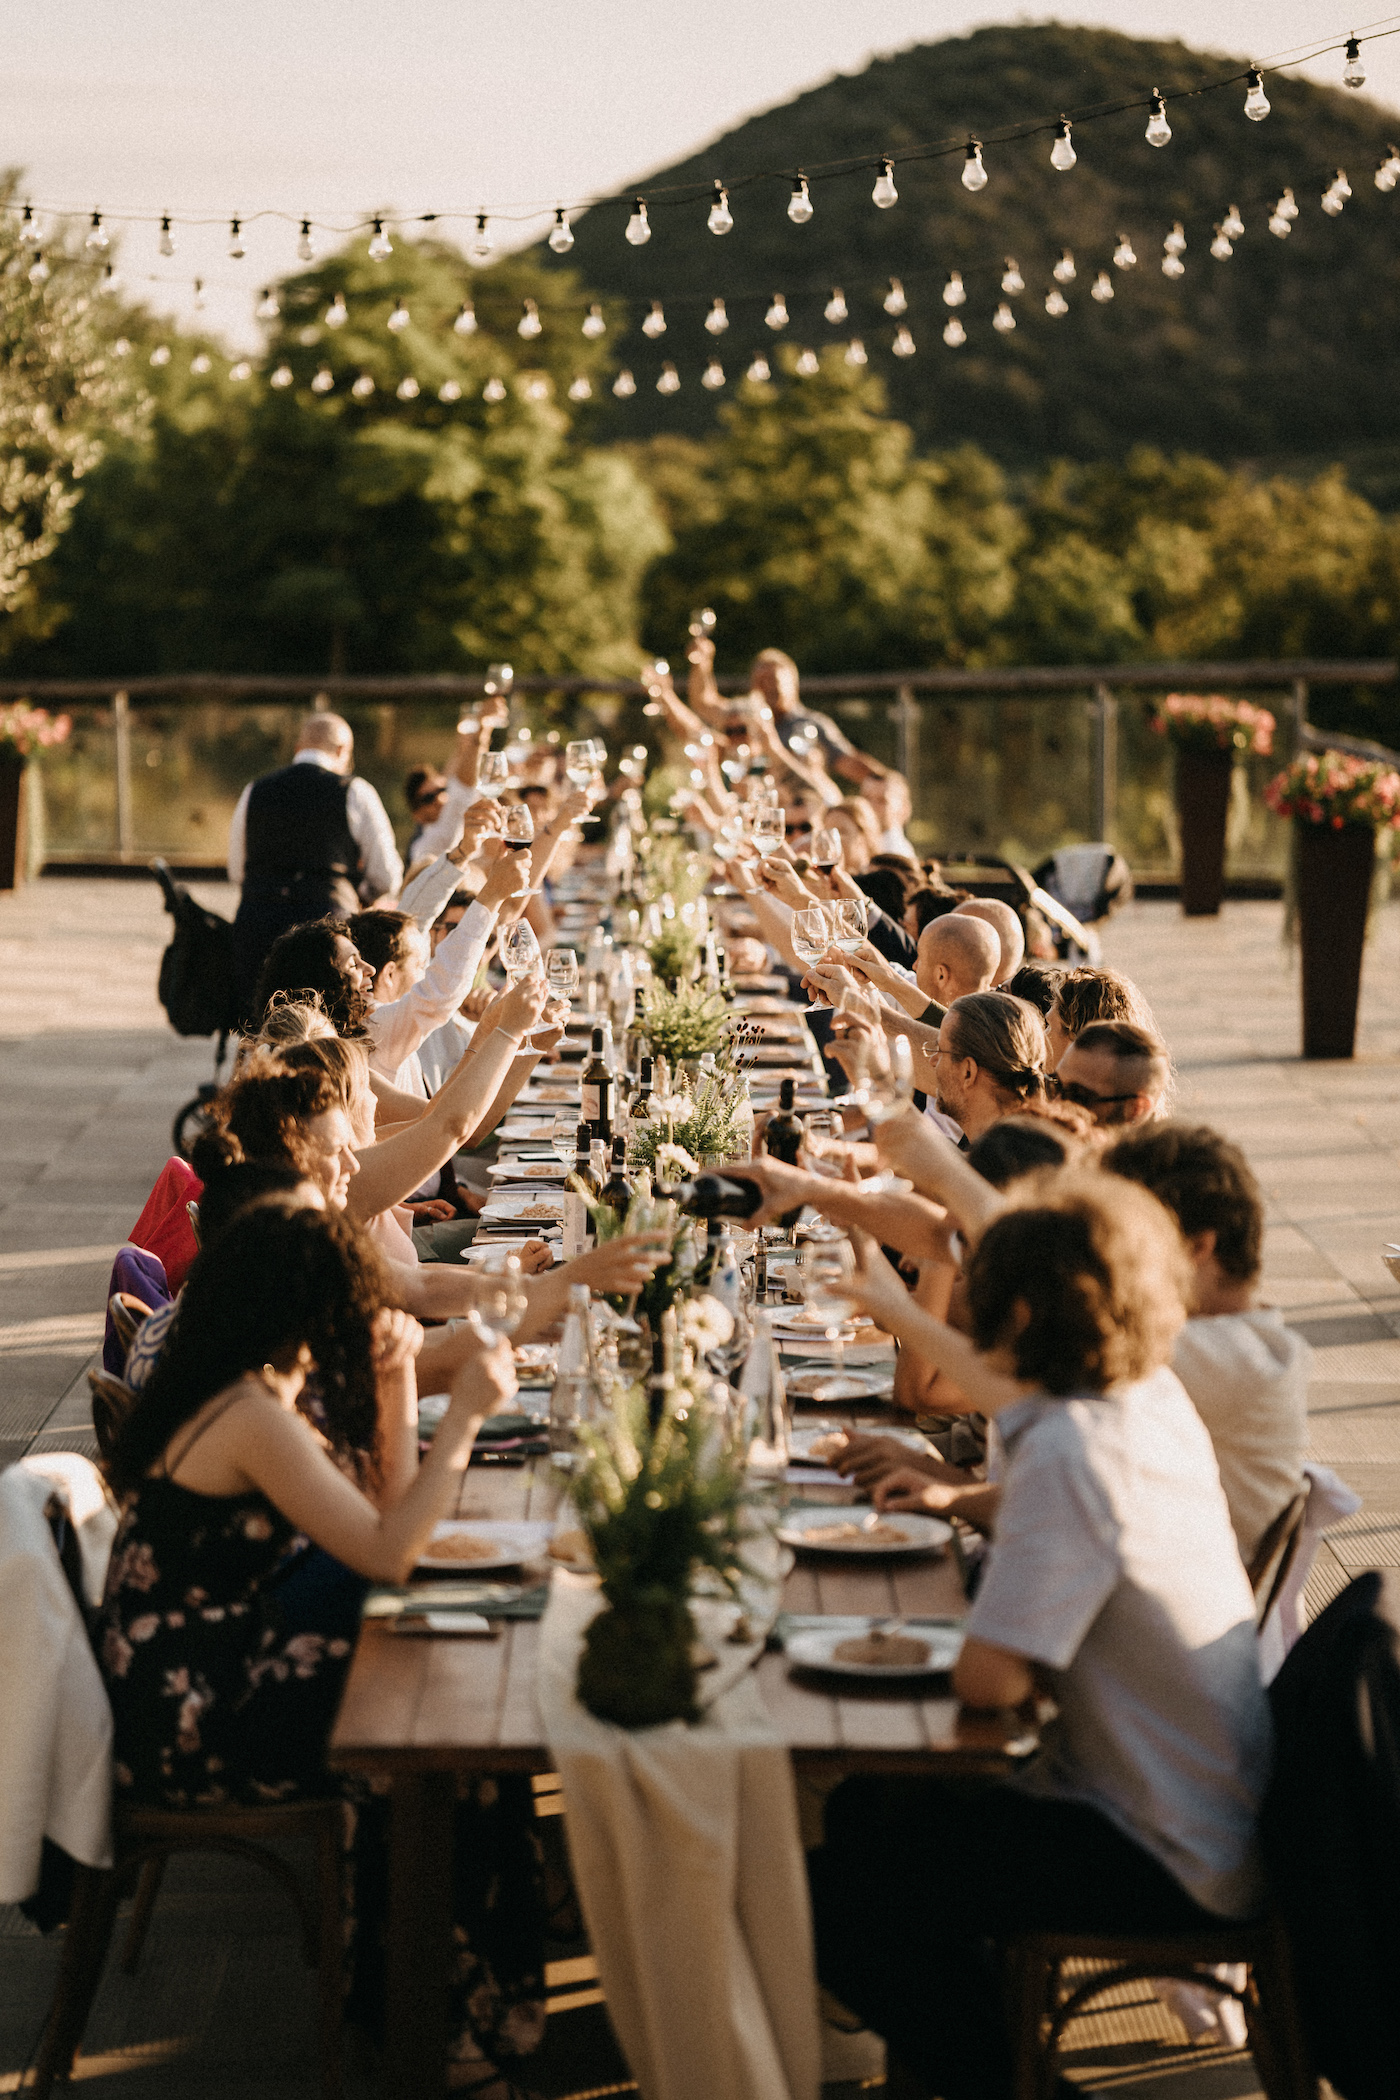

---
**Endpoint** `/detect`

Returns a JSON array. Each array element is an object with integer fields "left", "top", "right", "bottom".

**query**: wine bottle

[
  {"left": 761, "top": 1076, "right": 805, "bottom": 1229},
  {"left": 670, "top": 1173, "right": 764, "bottom": 1221},
  {"left": 624, "top": 986, "right": 650, "bottom": 1075},
  {"left": 581, "top": 1026, "right": 612, "bottom": 1141},
  {"left": 631, "top": 1055, "right": 655, "bottom": 1122},
  {"left": 599, "top": 1135, "right": 635, "bottom": 1219},
  {"left": 563, "top": 1122, "right": 599, "bottom": 1259}
]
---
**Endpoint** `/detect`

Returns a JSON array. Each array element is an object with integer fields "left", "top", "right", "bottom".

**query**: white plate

[
  {"left": 776, "top": 1507, "right": 953, "bottom": 1556},
  {"left": 487, "top": 1160, "right": 569, "bottom": 1180},
  {"left": 786, "top": 1623, "right": 964, "bottom": 1678},
  {"left": 783, "top": 1368, "right": 893, "bottom": 1402},
  {"left": 416, "top": 1519, "right": 554, "bottom": 1572},
  {"left": 482, "top": 1197, "right": 564, "bottom": 1221}
]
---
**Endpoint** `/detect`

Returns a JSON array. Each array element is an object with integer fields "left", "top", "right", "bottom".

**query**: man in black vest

[{"left": 228, "top": 712, "right": 402, "bottom": 1015}]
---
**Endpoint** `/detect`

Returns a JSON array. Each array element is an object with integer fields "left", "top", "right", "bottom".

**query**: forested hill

[{"left": 537, "top": 24, "right": 1400, "bottom": 489}]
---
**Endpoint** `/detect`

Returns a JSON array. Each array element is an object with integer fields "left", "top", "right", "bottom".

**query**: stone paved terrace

[{"left": 3, "top": 874, "right": 1400, "bottom": 2100}]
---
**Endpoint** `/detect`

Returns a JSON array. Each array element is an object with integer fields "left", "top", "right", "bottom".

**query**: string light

[
  {"left": 657, "top": 362, "right": 680, "bottom": 393},
  {"left": 885, "top": 277, "right": 908, "bottom": 315},
  {"left": 326, "top": 292, "right": 348, "bottom": 327},
  {"left": 85, "top": 211, "right": 108, "bottom": 252},
  {"left": 228, "top": 217, "right": 245, "bottom": 260},
  {"left": 642, "top": 300, "right": 667, "bottom": 338},
  {"left": 256, "top": 288, "right": 280, "bottom": 319},
  {"left": 613, "top": 369, "right": 637, "bottom": 397},
  {"left": 1052, "top": 248, "right": 1076, "bottom": 283},
  {"left": 298, "top": 219, "right": 315, "bottom": 261},
  {"left": 191, "top": 352, "right": 211, "bottom": 374},
  {"left": 1377, "top": 147, "right": 1400, "bottom": 192},
  {"left": 765, "top": 292, "right": 789, "bottom": 330},
  {"left": 795, "top": 347, "right": 820, "bottom": 374},
  {"left": 568, "top": 373, "right": 593, "bottom": 400},
  {"left": 1343, "top": 34, "right": 1366, "bottom": 88},
  {"left": 892, "top": 324, "right": 916, "bottom": 356},
  {"left": 1113, "top": 235, "right": 1137, "bottom": 269},
  {"left": 788, "top": 174, "right": 813, "bottom": 224},
  {"left": 1222, "top": 203, "right": 1245, "bottom": 238},
  {"left": 746, "top": 352, "right": 771, "bottom": 381},
  {"left": 1091, "top": 270, "right": 1114, "bottom": 301},
  {"left": 483, "top": 375, "right": 507, "bottom": 401},
  {"left": 961, "top": 139, "right": 987, "bottom": 191},
  {"left": 707, "top": 182, "right": 733, "bottom": 235},
  {"left": 824, "top": 288, "right": 848, "bottom": 323},
  {"left": 451, "top": 299, "right": 476, "bottom": 336},
  {"left": 1164, "top": 221, "right": 1186, "bottom": 256},
  {"left": 368, "top": 217, "right": 392, "bottom": 260},
  {"left": 229, "top": 360, "right": 251, "bottom": 382},
  {"left": 941, "top": 318, "right": 965, "bottom": 348},
  {"left": 549, "top": 209, "right": 574, "bottom": 253},
  {"left": 20, "top": 204, "right": 36, "bottom": 243},
  {"left": 1050, "top": 118, "right": 1076, "bottom": 171},
  {"left": 845, "top": 337, "right": 868, "bottom": 364},
  {"left": 1145, "top": 93, "right": 1171, "bottom": 148},
  {"left": 1269, "top": 199, "right": 1292, "bottom": 236},
  {"left": 872, "top": 158, "right": 898, "bottom": 209},
  {"left": 1244, "top": 67, "right": 1270, "bottom": 120},
  {"left": 1001, "top": 257, "right": 1024, "bottom": 295},
  {"left": 439, "top": 378, "right": 462, "bottom": 401},
  {"left": 704, "top": 297, "right": 729, "bottom": 335},
  {"left": 625, "top": 197, "right": 651, "bottom": 245},
  {"left": 518, "top": 297, "right": 543, "bottom": 339},
  {"left": 270, "top": 363, "right": 293, "bottom": 388},
  {"left": 1045, "top": 286, "right": 1069, "bottom": 315},
  {"left": 943, "top": 270, "right": 966, "bottom": 307},
  {"left": 397, "top": 375, "right": 419, "bottom": 400},
  {"left": 581, "top": 303, "right": 606, "bottom": 338},
  {"left": 470, "top": 215, "right": 494, "bottom": 264},
  {"left": 149, "top": 342, "right": 170, "bottom": 365},
  {"left": 159, "top": 215, "right": 175, "bottom": 257},
  {"left": 27, "top": 252, "right": 49, "bottom": 285},
  {"left": 1322, "top": 168, "right": 1351, "bottom": 215},
  {"left": 312, "top": 365, "right": 334, "bottom": 393},
  {"left": 524, "top": 374, "right": 550, "bottom": 401},
  {"left": 701, "top": 358, "right": 725, "bottom": 389},
  {"left": 992, "top": 301, "right": 1016, "bottom": 331},
  {"left": 1162, "top": 247, "right": 1185, "bottom": 278},
  {"left": 296, "top": 323, "right": 316, "bottom": 344},
  {"left": 1210, "top": 224, "right": 1234, "bottom": 258},
  {"left": 388, "top": 297, "right": 411, "bottom": 332},
  {"left": 194, "top": 279, "right": 207, "bottom": 311}
]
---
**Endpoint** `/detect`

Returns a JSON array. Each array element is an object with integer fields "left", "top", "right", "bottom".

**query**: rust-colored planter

[
  {"left": 1296, "top": 820, "right": 1375, "bottom": 1060},
  {"left": 0, "top": 750, "right": 26, "bottom": 891},
  {"left": 1175, "top": 747, "right": 1234, "bottom": 916}
]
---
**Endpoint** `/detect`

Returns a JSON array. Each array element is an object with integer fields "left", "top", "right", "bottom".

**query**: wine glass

[
  {"left": 552, "top": 1111, "right": 582, "bottom": 1166},
  {"left": 564, "top": 739, "right": 595, "bottom": 789},
  {"left": 502, "top": 802, "right": 535, "bottom": 855},
  {"left": 587, "top": 738, "right": 607, "bottom": 770},
  {"left": 791, "top": 904, "right": 833, "bottom": 1012},
  {"left": 476, "top": 750, "right": 511, "bottom": 797},
  {"left": 867, "top": 1034, "right": 916, "bottom": 1126},
  {"left": 546, "top": 948, "right": 580, "bottom": 1008},
  {"left": 810, "top": 827, "right": 841, "bottom": 874},
  {"left": 500, "top": 921, "right": 542, "bottom": 984},
  {"left": 749, "top": 807, "right": 785, "bottom": 853},
  {"left": 798, "top": 1236, "right": 859, "bottom": 1400},
  {"left": 471, "top": 1254, "right": 528, "bottom": 1343},
  {"left": 830, "top": 895, "right": 868, "bottom": 953}
]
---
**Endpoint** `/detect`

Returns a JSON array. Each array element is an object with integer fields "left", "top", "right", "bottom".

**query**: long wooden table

[{"left": 329, "top": 1459, "right": 1035, "bottom": 2100}]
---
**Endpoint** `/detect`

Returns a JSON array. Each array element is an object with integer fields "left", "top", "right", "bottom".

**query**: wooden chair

[
  {"left": 1005, "top": 1913, "right": 1315, "bottom": 2100},
  {"left": 105, "top": 1291, "right": 153, "bottom": 1362},
  {"left": 30, "top": 1795, "right": 346, "bottom": 2100},
  {"left": 1246, "top": 1486, "right": 1311, "bottom": 1632},
  {"left": 86, "top": 1371, "right": 135, "bottom": 1472}
]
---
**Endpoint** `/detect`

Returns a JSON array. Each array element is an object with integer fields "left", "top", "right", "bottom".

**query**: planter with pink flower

[
  {"left": 0, "top": 704, "right": 71, "bottom": 891},
  {"left": 1152, "top": 694, "right": 1276, "bottom": 916},
  {"left": 1264, "top": 752, "right": 1400, "bottom": 1058}
]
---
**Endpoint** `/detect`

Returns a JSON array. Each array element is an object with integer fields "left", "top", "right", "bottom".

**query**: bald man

[
  {"left": 954, "top": 897, "right": 1025, "bottom": 986},
  {"left": 229, "top": 711, "right": 403, "bottom": 1013},
  {"left": 916, "top": 913, "right": 1001, "bottom": 1009}
]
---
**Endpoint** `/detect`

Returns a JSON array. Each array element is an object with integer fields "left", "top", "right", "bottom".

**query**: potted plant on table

[
  {"left": 1264, "top": 752, "right": 1400, "bottom": 1058},
  {"left": 1151, "top": 694, "right": 1275, "bottom": 916},
  {"left": 0, "top": 704, "right": 71, "bottom": 891}
]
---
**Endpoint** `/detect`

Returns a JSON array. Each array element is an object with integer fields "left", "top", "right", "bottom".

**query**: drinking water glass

[{"left": 553, "top": 1112, "right": 581, "bottom": 1166}]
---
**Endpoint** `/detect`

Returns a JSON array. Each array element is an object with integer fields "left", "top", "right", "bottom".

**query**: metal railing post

[
  {"left": 1291, "top": 677, "right": 1309, "bottom": 748},
  {"left": 1092, "top": 683, "right": 1118, "bottom": 843},
  {"left": 893, "top": 682, "right": 918, "bottom": 786},
  {"left": 113, "top": 689, "right": 134, "bottom": 862}
]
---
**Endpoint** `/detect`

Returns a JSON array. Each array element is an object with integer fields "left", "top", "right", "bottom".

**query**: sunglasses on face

[{"left": 1047, "top": 1073, "right": 1141, "bottom": 1111}]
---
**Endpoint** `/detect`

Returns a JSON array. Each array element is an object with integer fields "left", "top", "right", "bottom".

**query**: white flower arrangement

[
  {"left": 682, "top": 1292, "right": 735, "bottom": 1356},
  {"left": 655, "top": 1140, "right": 699, "bottom": 1181}
]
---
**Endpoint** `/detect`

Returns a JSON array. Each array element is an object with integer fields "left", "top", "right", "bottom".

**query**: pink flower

[{"left": 128, "top": 1614, "right": 161, "bottom": 1643}]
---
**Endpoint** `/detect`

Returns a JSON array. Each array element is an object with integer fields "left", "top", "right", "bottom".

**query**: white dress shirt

[
  {"left": 226, "top": 748, "right": 403, "bottom": 899},
  {"left": 411, "top": 775, "right": 482, "bottom": 864},
  {"left": 398, "top": 851, "right": 470, "bottom": 932},
  {"left": 369, "top": 897, "right": 495, "bottom": 1088}
]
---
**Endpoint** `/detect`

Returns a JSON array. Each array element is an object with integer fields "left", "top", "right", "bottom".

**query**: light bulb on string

[
  {"left": 943, "top": 271, "right": 966, "bottom": 308},
  {"left": 518, "top": 298, "right": 542, "bottom": 339},
  {"left": 149, "top": 343, "right": 170, "bottom": 365},
  {"left": 100, "top": 262, "right": 118, "bottom": 292},
  {"left": 1145, "top": 93, "right": 1171, "bottom": 148},
  {"left": 297, "top": 219, "right": 315, "bottom": 262},
  {"left": 746, "top": 352, "right": 771, "bottom": 382},
  {"left": 765, "top": 292, "right": 789, "bottom": 330},
  {"left": 1244, "top": 67, "right": 1270, "bottom": 120},
  {"left": 872, "top": 158, "right": 898, "bottom": 208},
  {"left": 549, "top": 209, "right": 574, "bottom": 253},
  {"left": 85, "top": 211, "right": 108, "bottom": 253},
  {"left": 367, "top": 217, "right": 392, "bottom": 260},
  {"left": 191, "top": 352, "right": 211, "bottom": 374},
  {"left": 707, "top": 182, "right": 733, "bottom": 236},
  {"left": 1322, "top": 169, "right": 1351, "bottom": 216},
  {"left": 1164, "top": 222, "right": 1187, "bottom": 256},
  {"left": 112, "top": 337, "right": 131, "bottom": 357},
  {"left": 158, "top": 215, "right": 174, "bottom": 257},
  {"left": 454, "top": 299, "right": 477, "bottom": 336},
  {"left": 297, "top": 324, "right": 318, "bottom": 346},
  {"left": 256, "top": 288, "right": 280, "bottom": 320},
  {"left": 1113, "top": 234, "right": 1137, "bottom": 269},
  {"left": 845, "top": 337, "right": 868, "bottom": 365},
  {"left": 581, "top": 303, "right": 606, "bottom": 338},
  {"left": 1091, "top": 270, "right": 1114, "bottom": 301},
  {"left": 992, "top": 302, "right": 1016, "bottom": 332},
  {"left": 326, "top": 292, "right": 348, "bottom": 327},
  {"left": 701, "top": 358, "right": 725, "bottom": 389},
  {"left": 397, "top": 376, "right": 419, "bottom": 400},
  {"left": 613, "top": 369, "right": 636, "bottom": 397},
  {"left": 482, "top": 375, "right": 506, "bottom": 402},
  {"left": 19, "top": 204, "right": 36, "bottom": 244},
  {"left": 568, "top": 372, "right": 593, "bottom": 400},
  {"left": 228, "top": 359, "right": 251, "bottom": 382},
  {"left": 1053, "top": 249, "right": 1076, "bottom": 283},
  {"left": 788, "top": 174, "right": 813, "bottom": 224},
  {"left": 465, "top": 214, "right": 492, "bottom": 265},
  {"left": 824, "top": 287, "right": 848, "bottom": 323},
  {"left": 311, "top": 366, "right": 334, "bottom": 394},
  {"left": 657, "top": 362, "right": 680, "bottom": 394},
  {"left": 942, "top": 318, "right": 966, "bottom": 348},
  {"left": 885, "top": 277, "right": 908, "bottom": 315},
  {"left": 962, "top": 139, "right": 987, "bottom": 191},
  {"left": 892, "top": 324, "right": 916, "bottom": 356},
  {"left": 1045, "top": 286, "right": 1069, "bottom": 316},
  {"left": 388, "top": 298, "right": 411, "bottom": 333},
  {"left": 1162, "top": 250, "right": 1185, "bottom": 278},
  {"left": 1343, "top": 35, "right": 1365, "bottom": 89},
  {"left": 27, "top": 253, "right": 49, "bottom": 285},
  {"left": 193, "top": 278, "right": 206, "bottom": 311},
  {"left": 1222, "top": 204, "right": 1244, "bottom": 238},
  {"left": 523, "top": 373, "right": 551, "bottom": 402},
  {"left": 1278, "top": 187, "right": 1298, "bottom": 220},
  {"left": 1050, "top": 118, "right": 1076, "bottom": 171},
  {"left": 642, "top": 300, "right": 667, "bottom": 339},
  {"left": 270, "top": 363, "right": 293, "bottom": 389},
  {"left": 1377, "top": 149, "right": 1400, "bottom": 194},
  {"left": 1268, "top": 203, "right": 1291, "bottom": 237},
  {"left": 1210, "top": 225, "right": 1234, "bottom": 259},
  {"left": 351, "top": 372, "right": 376, "bottom": 400},
  {"left": 795, "top": 347, "right": 820, "bottom": 375},
  {"left": 625, "top": 197, "right": 651, "bottom": 245},
  {"left": 438, "top": 379, "right": 462, "bottom": 402},
  {"left": 1001, "top": 257, "right": 1024, "bottom": 295},
  {"left": 228, "top": 218, "right": 245, "bottom": 260},
  {"left": 705, "top": 297, "right": 729, "bottom": 335}
]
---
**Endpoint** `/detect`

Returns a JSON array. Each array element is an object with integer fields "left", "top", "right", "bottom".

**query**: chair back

[
  {"left": 88, "top": 1372, "right": 136, "bottom": 1472},
  {"left": 1247, "top": 1485, "right": 1310, "bottom": 1630}
]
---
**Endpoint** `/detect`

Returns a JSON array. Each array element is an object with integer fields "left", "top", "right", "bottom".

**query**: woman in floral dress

[{"left": 97, "top": 1198, "right": 546, "bottom": 2095}]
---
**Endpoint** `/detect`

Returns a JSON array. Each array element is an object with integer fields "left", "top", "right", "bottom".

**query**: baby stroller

[{"left": 150, "top": 860, "right": 239, "bottom": 1158}]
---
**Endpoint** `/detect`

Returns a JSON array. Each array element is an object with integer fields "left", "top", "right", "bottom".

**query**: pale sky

[{"left": 3, "top": 1, "right": 1397, "bottom": 345}]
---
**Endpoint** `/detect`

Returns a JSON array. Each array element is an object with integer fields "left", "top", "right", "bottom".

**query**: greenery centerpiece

[
  {"left": 628, "top": 1020, "right": 762, "bottom": 1180},
  {"left": 1152, "top": 694, "right": 1276, "bottom": 918},
  {"left": 637, "top": 980, "right": 729, "bottom": 1065},
  {"left": 569, "top": 1381, "right": 752, "bottom": 1729}
]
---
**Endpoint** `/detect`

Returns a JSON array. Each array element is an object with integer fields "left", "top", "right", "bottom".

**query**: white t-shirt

[
  {"left": 1171, "top": 1310, "right": 1308, "bottom": 1565},
  {"left": 970, "top": 1367, "right": 1271, "bottom": 1917}
]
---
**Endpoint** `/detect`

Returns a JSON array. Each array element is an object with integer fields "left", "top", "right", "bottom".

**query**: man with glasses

[{"left": 1051, "top": 1019, "right": 1171, "bottom": 1127}]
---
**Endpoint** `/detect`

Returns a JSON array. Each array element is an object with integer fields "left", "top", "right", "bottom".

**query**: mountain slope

[{"left": 536, "top": 25, "right": 1400, "bottom": 484}]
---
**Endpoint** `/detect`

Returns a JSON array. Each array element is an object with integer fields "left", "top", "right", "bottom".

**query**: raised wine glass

[
  {"left": 830, "top": 895, "right": 869, "bottom": 954},
  {"left": 546, "top": 948, "right": 580, "bottom": 1008},
  {"left": 564, "top": 740, "right": 595, "bottom": 789},
  {"left": 500, "top": 920, "right": 542, "bottom": 984},
  {"left": 810, "top": 827, "right": 841, "bottom": 874},
  {"left": 798, "top": 1235, "right": 860, "bottom": 1401},
  {"left": 749, "top": 806, "right": 785, "bottom": 853},
  {"left": 502, "top": 802, "right": 535, "bottom": 855},
  {"left": 476, "top": 750, "right": 511, "bottom": 798},
  {"left": 791, "top": 905, "right": 834, "bottom": 1012}
]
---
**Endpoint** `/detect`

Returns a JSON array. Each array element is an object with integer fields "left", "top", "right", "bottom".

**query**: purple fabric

[{"left": 103, "top": 1246, "right": 172, "bottom": 1375}]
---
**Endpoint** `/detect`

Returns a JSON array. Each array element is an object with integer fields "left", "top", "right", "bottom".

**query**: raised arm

[{"left": 841, "top": 1228, "right": 1028, "bottom": 1418}]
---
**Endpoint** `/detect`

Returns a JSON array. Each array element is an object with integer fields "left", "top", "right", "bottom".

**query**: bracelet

[{"left": 490, "top": 1027, "right": 525, "bottom": 1049}]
